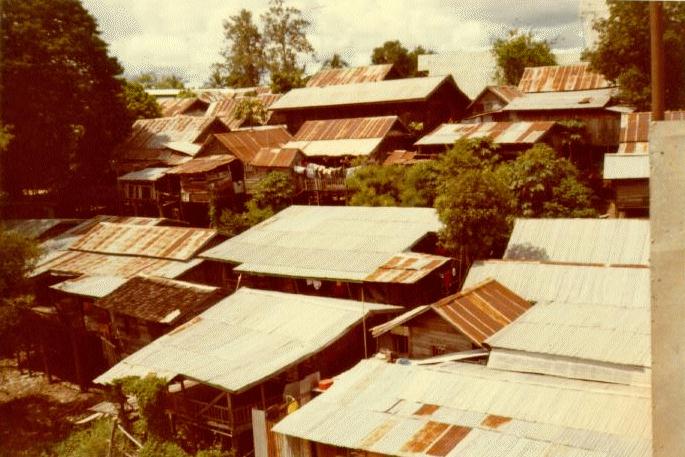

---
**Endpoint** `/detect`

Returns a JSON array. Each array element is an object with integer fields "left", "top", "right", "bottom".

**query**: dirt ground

[{"left": 0, "top": 358, "right": 103, "bottom": 457}]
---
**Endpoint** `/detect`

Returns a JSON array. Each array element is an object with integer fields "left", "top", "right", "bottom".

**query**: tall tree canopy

[
  {"left": 0, "top": 0, "right": 130, "bottom": 200},
  {"left": 371, "top": 41, "right": 433, "bottom": 78},
  {"left": 491, "top": 29, "right": 557, "bottom": 85},
  {"left": 212, "top": 9, "right": 265, "bottom": 88},
  {"left": 123, "top": 82, "right": 162, "bottom": 120},
  {"left": 261, "top": 0, "right": 315, "bottom": 92},
  {"left": 583, "top": 1, "right": 685, "bottom": 110}
]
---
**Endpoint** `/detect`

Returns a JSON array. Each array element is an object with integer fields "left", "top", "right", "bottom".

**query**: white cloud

[{"left": 82, "top": 0, "right": 585, "bottom": 87}]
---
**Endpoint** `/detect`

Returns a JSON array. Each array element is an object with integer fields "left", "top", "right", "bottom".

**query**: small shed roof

[
  {"left": 95, "top": 276, "right": 221, "bottom": 324},
  {"left": 306, "top": 64, "right": 395, "bottom": 87},
  {"left": 463, "top": 260, "right": 649, "bottom": 308},
  {"left": 94, "top": 288, "right": 399, "bottom": 393},
  {"left": 502, "top": 88, "right": 615, "bottom": 111},
  {"left": 415, "top": 121, "right": 555, "bottom": 147},
  {"left": 504, "top": 218, "right": 650, "bottom": 265},
  {"left": 517, "top": 63, "right": 612, "bottom": 93},
  {"left": 70, "top": 222, "right": 217, "bottom": 261},
  {"left": 166, "top": 155, "right": 235, "bottom": 175},
  {"left": 603, "top": 153, "right": 650, "bottom": 180},
  {"left": 371, "top": 279, "right": 531, "bottom": 346},
  {"left": 270, "top": 75, "right": 462, "bottom": 110},
  {"left": 50, "top": 275, "right": 128, "bottom": 299},
  {"left": 210, "top": 127, "right": 292, "bottom": 163},
  {"left": 158, "top": 98, "right": 208, "bottom": 117},
  {"left": 201, "top": 205, "right": 442, "bottom": 282},
  {"left": 117, "top": 167, "right": 170, "bottom": 182},
  {"left": 250, "top": 147, "right": 301, "bottom": 168},
  {"left": 365, "top": 252, "right": 450, "bottom": 284},
  {"left": 273, "top": 358, "right": 651, "bottom": 457}
]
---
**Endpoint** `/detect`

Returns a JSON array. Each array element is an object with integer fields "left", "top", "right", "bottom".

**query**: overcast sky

[{"left": 82, "top": 0, "right": 591, "bottom": 87}]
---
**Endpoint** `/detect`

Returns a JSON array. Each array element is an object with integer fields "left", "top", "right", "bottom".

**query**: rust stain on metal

[
  {"left": 400, "top": 421, "right": 450, "bottom": 453},
  {"left": 358, "top": 418, "right": 398, "bottom": 448},
  {"left": 250, "top": 147, "right": 301, "bottom": 168},
  {"left": 481, "top": 414, "right": 512, "bottom": 429},
  {"left": 518, "top": 63, "right": 612, "bottom": 93},
  {"left": 619, "top": 111, "right": 685, "bottom": 146},
  {"left": 167, "top": 155, "right": 235, "bottom": 175},
  {"left": 294, "top": 116, "right": 401, "bottom": 141},
  {"left": 414, "top": 404, "right": 440, "bottom": 416},
  {"left": 211, "top": 127, "right": 292, "bottom": 163},
  {"left": 158, "top": 98, "right": 208, "bottom": 117},
  {"left": 426, "top": 426, "right": 471, "bottom": 456},
  {"left": 306, "top": 64, "right": 394, "bottom": 88},
  {"left": 364, "top": 252, "right": 450, "bottom": 284},
  {"left": 383, "top": 150, "right": 425, "bottom": 166}
]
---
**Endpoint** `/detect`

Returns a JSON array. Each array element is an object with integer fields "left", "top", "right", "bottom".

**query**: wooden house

[
  {"left": 199, "top": 205, "right": 456, "bottom": 306},
  {"left": 371, "top": 279, "right": 531, "bottom": 360},
  {"left": 166, "top": 155, "right": 240, "bottom": 225},
  {"left": 200, "top": 126, "right": 292, "bottom": 166},
  {"left": 95, "top": 288, "right": 400, "bottom": 455},
  {"left": 113, "top": 116, "right": 229, "bottom": 176},
  {"left": 116, "top": 167, "right": 179, "bottom": 218},
  {"left": 158, "top": 97, "right": 209, "bottom": 117},
  {"left": 463, "top": 85, "right": 524, "bottom": 122},
  {"left": 415, "top": 121, "right": 559, "bottom": 156},
  {"left": 268, "top": 75, "right": 470, "bottom": 134},
  {"left": 88, "top": 276, "right": 223, "bottom": 364},
  {"left": 245, "top": 147, "right": 303, "bottom": 193},
  {"left": 603, "top": 111, "right": 685, "bottom": 217},
  {"left": 305, "top": 64, "right": 397, "bottom": 87}
]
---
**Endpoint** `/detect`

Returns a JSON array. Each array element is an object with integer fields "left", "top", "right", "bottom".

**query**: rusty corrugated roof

[
  {"left": 416, "top": 121, "right": 556, "bottom": 147},
  {"left": 518, "top": 63, "right": 612, "bottom": 92},
  {"left": 96, "top": 276, "right": 221, "bottom": 324},
  {"left": 619, "top": 110, "right": 685, "bottom": 145},
  {"left": 210, "top": 126, "right": 292, "bottom": 163},
  {"left": 120, "top": 116, "right": 220, "bottom": 152},
  {"left": 294, "top": 116, "right": 402, "bottom": 141},
  {"left": 166, "top": 155, "right": 235, "bottom": 175},
  {"left": 70, "top": 222, "right": 217, "bottom": 261},
  {"left": 250, "top": 147, "right": 301, "bottom": 168},
  {"left": 370, "top": 278, "right": 531, "bottom": 346},
  {"left": 206, "top": 93, "right": 282, "bottom": 128},
  {"left": 383, "top": 150, "right": 425, "bottom": 166},
  {"left": 158, "top": 98, "right": 208, "bottom": 117},
  {"left": 365, "top": 252, "right": 449, "bottom": 284},
  {"left": 489, "top": 85, "right": 524, "bottom": 102},
  {"left": 306, "top": 64, "right": 394, "bottom": 87}
]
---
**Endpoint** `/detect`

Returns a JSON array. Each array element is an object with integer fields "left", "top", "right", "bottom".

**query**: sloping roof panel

[
  {"left": 250, "top": 147, "right": 301, "bottom": 168},
  {"left": 415, "top": 121, "right": 555, "bottom": 146},
  {"left": 211, "top": 127, "right": 292, "bottom": 163},
  {"left": 2, "top": 219, "right": 79, "bottom": 240},
  {"left": 96, "top": 276, "right": 221, "bottom": 323},
  {"left": 603, "top": 153, "right": 650, "bottom": 180},
  {"left": 70, "top": 222, "right": 217, "bottom": 261},
  {"left": 306, "top": 64, "right": 394, "bottom": 87},
  {"left": 383, "top": 150, "right": 422, "bottom": 166},
  {"left": 502, "top": 88, "right": 615, "bottom": 111},
  {"left": 517, "top": 64, "right": 612, "bottom": 93},
  {"left": 503, "top": 218, "right": 650, "bottom": 265},
  {"left": 294, "top": 116, "right": 401, "bottom": 141},
  {"left": 158, "top": 98, "right": 208, "bottom": 117},
  {"left": 94, "top": 288, "right": 399, "bottom": 392},
  {"left": 50, "top": 275, "right": 128, "bottom": 298},
  {"left": 166, "top": 155, "right": 235, "bottom": 175},
  {"left": 119, "top": 116, "right": 218, "bottom": 152},
  {"left": 270, "top": 76, "right": 455, "bottom": 110},
  {"left": 365, "top": 252, "right": 450, "bottom": 284},
  {"left": 117, "top": 167, "right": 170, "bottom": 182},
  {"left": 273, "top": 359, "right": 651, "bottom": 457},
  {"left": 285, "top": 138, "right": 384, "bottom": 157},
  {"left": 619, "top": 110, "right": 685, "bottom": 144},
  {"left": 200, "top": 206, "right": 442, "bottom": 282}
]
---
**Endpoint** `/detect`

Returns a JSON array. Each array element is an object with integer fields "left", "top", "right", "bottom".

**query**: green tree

[
  {"left": 321, "top": 53, "right": 349, "bottom": 70},
  {"left": 124, "top": 81, "right": 162, "bottom": 120},
  {"left": 262, "top": 0, "right": 315, "bottom": 93},
  {"left": 212, "top": 9, "right": 265, "bottom": 88},
  {"left": 491, "top": 29, "right": 557, "bottom": 85},
  {"left": 132, "top": 72, "right": 187, "bottom": 89},
  {"left": 346, "top": 164, "right": 405, "bottom": 206},
  {"left": 371, "top": 41, "right": 433, "bottom": 78},
  {"left": 399, "top": 160, "right": 441, "bottom": 207},
  {"left": 582, "top": 1, "right": 685, "bottom": 110},
  {"left": 1, "top": 0, "right": 131, "bottom": 201},
  {"left": 497, "top": 144, "right": 597, "bottom": 218},
  {"left": 234, "top": 98, "right": 268, "bottom": 127}
]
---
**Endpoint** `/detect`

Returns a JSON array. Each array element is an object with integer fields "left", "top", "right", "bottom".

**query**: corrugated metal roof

[
  {"left": 70, "top": 222, "right": 217, "bottom": 261},
  {"left": 371, "top": 279, "right": 531, "bottom": 346},
  {"left": 603, "top": 153, "right": 650, "bottom": 180},
  {"left": 2, "top": 219, "right": 80, "bottom": 240},
  {"left": 502, "top": 88, "right": 615, "bottom": 111},
  {"left": 166, "top": 155, "right": 234, "bottom": 175},
  {"left": 272, "top": 359, "right": 651, "bottom": 457},
  {"left": 32, "top": 250, "right": 203, "bottom": 279},
  {"left": 50, "top": 275, "right": 128, "bottom": 298},
  {"left": 618, "top": 110, "right": 685, "bottom": 144},
  {"left": 117, "top": 167, "right": 170, "bottom": 182},
  {"left": 200, "top": 206, "right": 442, "bottom": 282},
  {"left": 466, "top": 85, "right": 524, "bottom": 112},
  {"left": 518, "top": 64, "right": 612, "bottom": 93},
  {"left": 306, "top": 64, "right": 395, "bottom": 87},
  {"left": 210, "top": 127, "right": 292, "bottom": 163},
  {"left": 285, "top": 138, "right": 385, "bottom": 157},
  {"left": 95, "top": 276, "right": 221, "bottom": 324},
  {"left": 365, "top": 252, "right": 449, "bottom": 284},
  {"left": 118, "top": 116, "right": 219, "bottom": 153},
  {"left": 94, "top": 288, "right": 399, "bottom": 392},
  {"left": 250, "top": 147, "right": 301, "bottom": 168},
  {"left": 486, "top": 299, "right": 650, "bottom": 370},
  {"left": 294, "top": 116, "right": 402, "bottom": 141},
  {"left": 383, "top": 150, "right": 423, "bottom": 166},
  {"left": 270, "top": 76, "right": 456, "bottom": 110},
  {"left": 415, "top": 121, "right": 555, "bottom": 147},
  {"left": 463, "top": 261, "right": 649, "bottom": 308},
  {"left": 158, "top": 98, "right": 208, "bottom": 117},
  {"left": 504, "top": 218, "right": 650, "bottom": 265}
]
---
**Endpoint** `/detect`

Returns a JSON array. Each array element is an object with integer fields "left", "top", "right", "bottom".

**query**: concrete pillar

[{"left": 650, "top": 120, "right": 685, "bottom": 457}]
